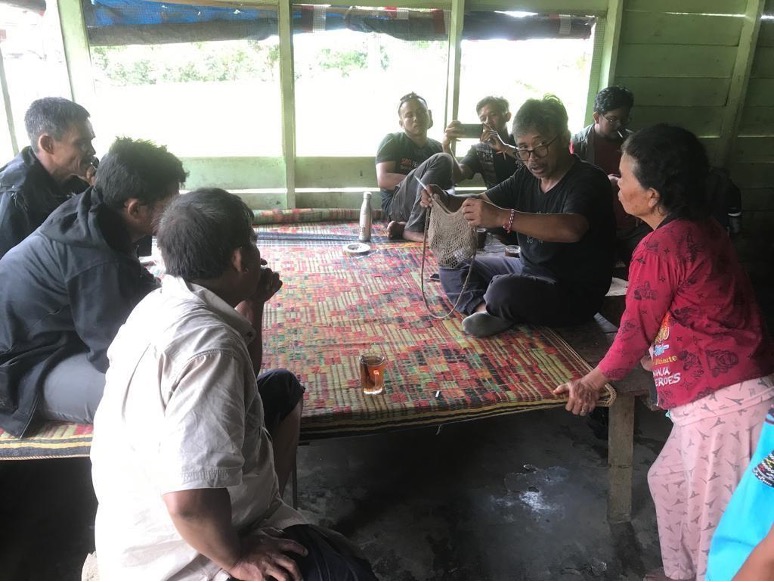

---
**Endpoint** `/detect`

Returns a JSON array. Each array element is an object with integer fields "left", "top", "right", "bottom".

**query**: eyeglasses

[
  {"left": 514, "top": 134, "right": 559, "bottom": 161},
  {"left": 398, "top": 92, "right": 428, "bottom": 113},
  {"left": 602, "top": 114, "right": 631, "bottom": 126}
]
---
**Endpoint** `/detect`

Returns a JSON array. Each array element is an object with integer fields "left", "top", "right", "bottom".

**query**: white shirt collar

[{"left": 160, "top": 275, "right": 257, "bottom": 344}]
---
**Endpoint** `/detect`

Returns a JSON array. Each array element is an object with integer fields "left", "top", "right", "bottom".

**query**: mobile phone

[{"left": 458, "top": 123, "right": 484, "bottom": 139}]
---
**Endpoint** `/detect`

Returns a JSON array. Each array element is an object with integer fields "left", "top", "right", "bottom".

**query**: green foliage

[
  {"left": 91, "top": 35, "right": 398, "bottom": 86},
  {"left": 90, "top": 41, "right": 282, "bottom": 85},
  {"left": 379, "top": 46, "right": 390, "bottom": 70},
  {"left": 317, "top": 48, "right": 368, "bottom": 77}
]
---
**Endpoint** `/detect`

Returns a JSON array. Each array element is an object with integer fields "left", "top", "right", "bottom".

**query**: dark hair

[
  {"left": 512, "top": 94, "right": 568, "bottom": 138},
  {"left": 157, "top": 188, "right": 256, "bottom": 280},
  {"left": 95, "top": 137, "right": 187, "bottom": 209},
  {"left": 24, "top": 97, "right": 91, "bottom": 152},
  {"left": 622, "top": 124, "right": 710, "bottom": 220},
  {"left": 594, "top": 86, "right": 634, "bottom": 114},
  {"left": 476, "top": 96, "right": 509, "bottom": 116},
  {"left": 397, "top": 92, "right": 428, "bottom": 114}
]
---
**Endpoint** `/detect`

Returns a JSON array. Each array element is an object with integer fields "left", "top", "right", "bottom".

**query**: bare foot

[{"left": 387, "top": 221, "right": 405, "bottom": 240}]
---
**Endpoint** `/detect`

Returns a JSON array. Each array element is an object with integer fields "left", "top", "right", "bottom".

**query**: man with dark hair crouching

[
  {"left": 90, "top": 188, "right": 376, "bottom": 581},
  {"left": 0, "top": 137, "right": 185, "bottom": 437}
]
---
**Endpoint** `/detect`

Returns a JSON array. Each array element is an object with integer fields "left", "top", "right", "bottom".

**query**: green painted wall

[
  {"left": 611, "top": 0, "right": 772, "bottom": 278},
  {"left": 54, "top": 0, "right": 774, "bottom": 275},
  {"left": 731, "top": 1, "right": 774, "bottom": 278}
]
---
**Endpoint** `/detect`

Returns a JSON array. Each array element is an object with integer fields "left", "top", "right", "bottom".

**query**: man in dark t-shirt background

[
  {"left": 421, "top": 95, "right": 616, "bottom": 338},
  {"left": 375, "top": 92, "right": 449, "bottom": 242},
  {"left": 443, "top": 96, "right": 520, "bottom": 189},
  {"left": 376, "top": 94, "right": 522, "bottom": 243}
]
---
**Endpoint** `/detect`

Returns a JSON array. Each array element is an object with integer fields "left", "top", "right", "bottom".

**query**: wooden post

[
  {"left": 444, "top": 0, "right": 465, "bottom": 133},
  {"left": 278, "top": 0, "right": 296, "bottom": 209},
  {"left": 608, "top": 393, "right": 635, "bottom": 523},
  {"left": 58, "top": 0, "right": 97, "bottom": 110}
]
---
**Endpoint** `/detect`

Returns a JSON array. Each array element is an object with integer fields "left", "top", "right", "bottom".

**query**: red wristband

[{"left": 503, "top": 209, "right": 516, "bottom": 233}]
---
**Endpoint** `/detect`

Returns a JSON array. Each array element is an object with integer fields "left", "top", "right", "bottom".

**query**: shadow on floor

[
  {"left": 0, "top": 399, "right": 670, "bottom": 580},
  {"left": 293, "top": 401, "right": 670, "bottom": 581}
]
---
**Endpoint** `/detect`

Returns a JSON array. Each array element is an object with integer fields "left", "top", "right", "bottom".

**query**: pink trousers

[{"left": 648, "top": 374, "right": 774, "bottom": 580}]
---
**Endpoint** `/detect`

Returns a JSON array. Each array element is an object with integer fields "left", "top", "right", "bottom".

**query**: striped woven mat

[
  {"left": 255, "top": 220, "right": 388, "bottom": 244},
  {"left": 252, "top": 207, "right": 384, "bottom": 225},
  {"left": 259, "top": 226, "right": 615, "bottom": 439},
  {"left": 0, "top": 217, "right": 614, "bottom": 458},
  {"left": 0, "top": 422, "right": 93, "bottom": 460}
]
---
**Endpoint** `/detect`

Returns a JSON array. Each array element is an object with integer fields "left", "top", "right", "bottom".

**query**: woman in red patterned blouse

[{"left": 554, "top": 124, "right": 774, "bottom": 581}]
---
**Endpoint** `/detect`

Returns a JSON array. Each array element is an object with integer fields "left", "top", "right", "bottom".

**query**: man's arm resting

[
  {"left": 454, "top": 162, "right": 474, "bottom": 183},
  {"left": 236, "top": 298, "right": 264, "bottom": 375},
  {"left": 376, "top": 161, "right": 406, "bottom": 191},
  {"left": 163, "top": 488, "right": 307, "bottom": 581},
  {"left": 469, "top": 197, "right": 589, "bottom": 243},
  {"left": 509, "top": 211, "right": 589, "bottom": 243},
  {"left": 0, "top": 201, "right": 34, "bottom": 258},
  {"left": 439, "top": 140, "right": 472, "bottom": 183},
  {"left": 163, "top": 488, "right": 243, "bottom": 572},
  {"left": 235, "top": 263, "right": 282, "bottom": 376}
]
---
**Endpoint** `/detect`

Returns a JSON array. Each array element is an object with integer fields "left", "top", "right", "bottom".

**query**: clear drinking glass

[{"left": 359, "top": 354, "right": 387, "bottom": 395}]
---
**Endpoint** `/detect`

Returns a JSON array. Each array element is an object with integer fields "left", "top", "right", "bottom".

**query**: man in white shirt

[{"left": 90, "top": 188, "right": 375, "bottom": 580}]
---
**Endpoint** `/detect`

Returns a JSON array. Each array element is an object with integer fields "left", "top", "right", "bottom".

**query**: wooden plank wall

[
  {"left": 615, "top": 0, "right": 774, "bottom": 278},
  {"left": 733, "top": 0, "right": 774, "bottom": 278},
  {"left": 616, "top": 0, "right": 747, "bottom": 160}
]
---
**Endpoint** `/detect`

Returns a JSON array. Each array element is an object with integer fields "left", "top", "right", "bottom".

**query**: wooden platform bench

[{"left": 0, "top": 213, "right": 652, "bottom": 525}]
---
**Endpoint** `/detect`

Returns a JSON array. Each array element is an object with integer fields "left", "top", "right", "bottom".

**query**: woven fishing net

[
  {"left": 427, "top": 193, "right": 477, "bottom": 267},
  {"left": 420, "top": 192, "right": 478, "bottom": 319}
]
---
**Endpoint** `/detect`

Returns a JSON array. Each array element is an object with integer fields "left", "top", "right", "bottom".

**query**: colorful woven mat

[
  {"left": 0, "top": 421, "right": 92, "bottom": 460},
  {"left": 253, "top": 207, "right": 383, "bottom": 225},
  {"left": 258, "top": 224, "right": 615, "bottom": 439},
  {"left": 256, "top": 220, "right": 389, "bottom": 244},
  {"left": 0, "top": 218, "right": 615, "bottom": 458}
]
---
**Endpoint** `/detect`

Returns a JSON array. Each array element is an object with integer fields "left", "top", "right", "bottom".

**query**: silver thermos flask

[{"left": 359, "top": 191, "right": 372, "bottom": 242}]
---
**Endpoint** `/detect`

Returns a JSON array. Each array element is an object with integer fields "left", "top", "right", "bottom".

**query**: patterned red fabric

[
  {"left": 258, "top": 221, "right": 614, "bottom": 438},
  {"left": 0, "top": 217, "right": 614, "bottom": 455},
  {"left": 599, "top": 218, "right": 774, "bottom": 409},
  {"left": 253, "top": 208, "right": 383, "bottom": 225}
]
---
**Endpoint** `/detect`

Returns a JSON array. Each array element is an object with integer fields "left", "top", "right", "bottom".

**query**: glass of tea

[{"left": 359, "top": 354, "right": 387, "bottom": 395}]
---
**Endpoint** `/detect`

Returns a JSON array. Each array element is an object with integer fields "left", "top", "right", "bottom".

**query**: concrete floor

[
  {"left": 0, "top": 399, "right": 672, "bottom": 580},
  {"left": 3, "top": 253, "right": 772, "bottom": 581}
]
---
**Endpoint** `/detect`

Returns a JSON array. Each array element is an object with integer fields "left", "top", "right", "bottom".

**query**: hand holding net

[
  {"left": 426, "top": 192, "right": 477, "bottom": 267},
  {"left": 421, "top": 190, "right": 477, "bottom": 319}
]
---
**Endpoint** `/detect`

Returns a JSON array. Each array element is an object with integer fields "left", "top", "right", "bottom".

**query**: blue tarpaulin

[{"left": 83, "top": 0, "right": 594, "bottom": 43}]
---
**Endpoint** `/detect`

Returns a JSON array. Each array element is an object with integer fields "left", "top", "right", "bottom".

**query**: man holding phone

[
  {"left": 376, "top": 94, "right": 519, "bottom": 242},
  {"left": 443, "top": 96, "right": 520, "bottom": 190}
]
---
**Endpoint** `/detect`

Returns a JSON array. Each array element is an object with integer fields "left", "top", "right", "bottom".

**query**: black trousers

[
  {"left": 440, "top": 255, "right": 603, "bottom": 326},
  {"left": 256, "top": 368, "right": 305, "bottom": 433},
  {"left": 281, "top": 524, "right": 377, "bottom": 581}
]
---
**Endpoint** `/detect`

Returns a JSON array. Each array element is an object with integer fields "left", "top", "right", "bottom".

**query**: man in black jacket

[
  {"left": 0, "top": 97, "right": 97, "bottom": 259},
  {"left": 570, "top": 86, "right": 649, "bottom": 266},
  {"left": 0, "top": 137, "right": 187, "bottom": 436}
]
